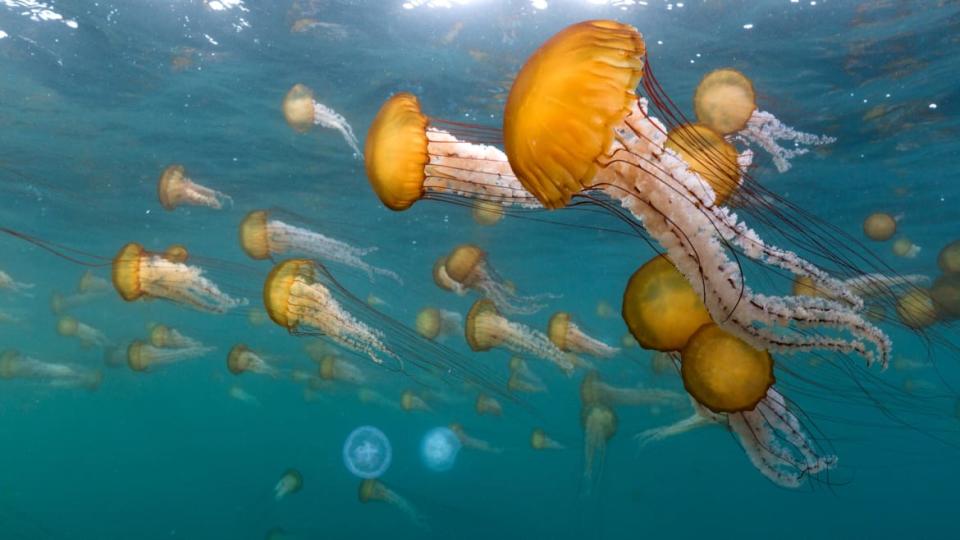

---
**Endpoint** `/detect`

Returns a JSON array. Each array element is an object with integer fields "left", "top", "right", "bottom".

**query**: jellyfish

[
  {"left": 56, "top": 316, "right": 111, "bottom": 349},
  {"left": 126, "top": 340, "right": 213, "bottom": 372},
  {"left": 472, "top": 200, "right": 504, "bottom": 226},
  {"left": 432, "top": 256, "right": 466, "bottom": 295},
  {"left": 227, "top": 344, "right": 281, "bottom": 378},
  {"left": 530, "top": 428, "right": 564, "bottom": 450},
  {"left": 163, "top": 244, "right": 190, "bottom": 264},
  {"left": 421, "top": 426, "right": 462, "bottom": 472},
  {"left": 400, "top": 389, "right": 432, "bottom": 412},
  {"left": 291, "top": 368, "right": 325, "bottom": 389},
  {"left": 693, "top": 68, "right": 835, "bottom": 173},
  {"left": 112, "top": 243, "right": 247, "bottom": 313},
  {"left": 507, "top": 356, "right": 545, "bottom": 393},
  {"left": 635, "top": 398, "right": 720, "bottom": 448},
  {"left": 664, "top": 123, "right": 741, "bottom": 206},
  {"left": 229, "top": 385, "right": 261, "bottom": 406},
  {"left": 892, "top": 237, "right": 921, "bottom": 259},
  {"left": 0, "top": 350, "right": 101, "bottom": 391},
  {"left": 896, "top": 289, "right": 938, "bottom": 329},
  {"left": 282, "top": 83, "right": 361, "bottom": 157},
  {"left": 441, "top": 244, "right": 551, "bottom": 315},
  {"left": 465, "top": 299, "right": 578, "bottom": 374},
  {"left": 595, "top": 300, "right": 616, "bottom": 319},
  {"left": 318, "top": 355, "right": 367, "bottom": 385},
  {"left": 248, "top": 309, "right": 270, "bottom": 326},
  {"left": 51, "top": 272, "right": 111, "bottom": 314},
  {"left": 580, "top": 371, "right": 684, "bottom": 410},
  {"left": 0, "top": 310, "right": 20, "bottom": 324},
  {"left": 149, "top": 324, "right": 204, "bottom": 350},
  {"left": 863, "top": 212, "right": 897, "bottom": 241},
  {"left": 581, "top": 403, "right": 617, "bottom": 484},
  {"left": 414, "top": 307, "right": 462, "bottom": 341},
  {"left": 78, "top": 270, "right": 110, "bottom": 294},
  {"left": 357, "top": 388, "right": 399, "bottom": 410},
  {"left": 274, "top": 469, "right": 304, "bottom": 501},
  {"left": 239, "top": 209, "right": 401, "bottom": 283},
  {"left": 343, "top": 426, "right": 392, "bottom": 479},
  {"left": 358, "top": 479, "right": 427, "bottom": 529},
  {"left": 366, "top": 293, "right": 388, "bottom": 308},
  {"left": 938, "top": 239, "right": 960, "bottom": 274},
  {"left": 501, "top": 20, "right": 890, "bottom": 367},
  {"left": 931, "top": 274, "right": 960, "bottom": 320},
  {"left": 547, "top": 311, "right": 619, "bottom": 358},
  {"left": 0, "top": 269, "right": 33, "bottom": 295},
  {"left": 475, "top": 393, "right": 502, "bottom": 416},
  {"left": 449, "top": 422, "right": 502, "bottom": 453},
  {"left": 157, "top": 164, "right": 231, "bottom": 211}
]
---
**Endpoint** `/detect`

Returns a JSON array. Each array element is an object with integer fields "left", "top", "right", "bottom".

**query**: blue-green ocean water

[{"left": 1, "top": 1, "right": 959, "bottom": 538}]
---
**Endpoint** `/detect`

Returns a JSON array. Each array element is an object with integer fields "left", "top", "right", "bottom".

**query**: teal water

[{"left": 1, "top": 1, "right": 959, "bottom": 539}]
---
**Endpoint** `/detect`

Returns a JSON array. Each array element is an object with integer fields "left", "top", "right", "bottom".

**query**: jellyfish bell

[
  {"left": 664, "top": 124, "right": 741, "bottom": 206},
  {"left": 547, "top": 311, "right": 619, "bottom": 358},
  {"left": 530, "top": 428, "right": 564, "bottom": 450},
  {"left": 163, "top": 244, "right": 190, "bottom": 264},
  {"left": 443, "top": 243, "right": 549, "bottom": 315},
  {"left": 343, "top": 426, "right": 392, "bottom": 479},
  {"left": 274, "top": 469, "right": 304, "bottom": 501},
  {"left": 892, "top": 237, "right": 920, "bottom": 258},
  {"left": 357, "top": 478, "right": 427, "bottom": 529},
  {"left": 938, "top": 240, "right": 960, "bottom": 275},
  {"left": 472, "top": 200, "right": 504, "bottom": 226},
  {"left": 474, "top": 393, "right": 502, "bottom": 416},
  {"left": 227, "top": 344, "right": 280, "bottom": 378},
  {"left": 931, "top": 274, "right": 960, "bottom": 320},
  {"left": 896, "top": 289, "right": 939, "bottom": 329},
  {"left": 863, "top": 212, "right": 897, "bottom": 241},
  {"left": 581, "top": 402, "right": 618, "bottom": 483},
  {"left": 157, "top": 164, "right": 231, "bottom": 211},
  {"left": 432, "top": 256, "right": 464, "bottom": 295},
  {"left": 282, "top": 83, "right": 361, "bottom": 156},
  {"left": 420, "top": 426, "right": 462, "bottom": 472},
  {"left": 693, "top": 68, "right": 756, "bottom": 136},
  {"left": 149, "top": 324, "right": 202, "bottom": 349},
  {"left": 414, "top": 307, "right": 461, "bottom": 341},
  {"left": 56, "top": 315, "right": 110, "bottom": 349}
]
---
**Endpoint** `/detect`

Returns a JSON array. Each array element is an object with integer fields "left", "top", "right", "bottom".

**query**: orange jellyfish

[
  {"left": 0, "top": 349, "right": 101, "bottom": 391},
  {"left": 157, "top": 164, "right": 231, "bottom": 211},
  {"left": 239, "top": 209, "right": 400, "bottom": 283},
  {"left": 938, "top": 240, "right": 960, "bottom": 274},
  {"left": 579, "top": 371, "right": 684, "bottom": 410},
  {"left": 111, "top": 243, "right": 247, "bottom": 313},
  {"left": 318, "top": 354, "right": 368, "bottom": 385},
  {"left": 896, "top": 289, "right": 938, "bottom": 329},
  {"left": 863, "top": 212, "right": 897, "bottom": 241},
  {"left": 664, "top": 123, "right": 741, "bottom": 206},
  {"left": 415, "top": 307, "right": 462, "bottom": 341},
  {"left": 472, "top": 200, "right": 504, "bottom": 226},
  {"left": 449, "top": 422, "right": 502, "bottom": 453},
  {"left": 149, "top": 324, "right": 204, "bottom": 350},
  {"left": 274, "top": 469, "right": 303, "bottom": 501},
  {"left": 547, "top": 311, "right": 619, "bottom": 358},
  {"left": 227, "top": 344, "right": 281, "bottom": 378},
  {"left": 530, "top": 428, "right": 564, "bottom": 450},
  {"left": 358, "top": 479, "right": 427, "bottom": 529},
  {"left": 465, "top": 298, "right": 578, "bottom": 374},
  {"left": 892, "top": 237, "right": 921, "bottom": 258},
  {"left": 126, "top": 340, "right": 214, "bottom": 372},
  {"left": 432, "top": 256, "right": 466, "bottom": 295},
  {"left": 0, "top": 269, "right": 33, "bottom": 295},
  {"left": 400, "top": 389, "right": 431, "bottom": 412},
  {"left": 442, "top": 244, "right": 552, "bottom": 315},
  {"left": 282, "top": 83, "right": 361, "bottom": 157},
  {"left": 56, "top": 316, "right": 111, "bottom": 349},
  {"left": 163, "top": 244, "right": 190, "bottom": 264},
  {"left": 474, "top": 393, "right": 503, "bottom": 416},
  {"left": 581, "top": 403, "right": 617, "bottom": 484},
  {"left": 507, "top": 356, "right": 545, "bottom": 393}
]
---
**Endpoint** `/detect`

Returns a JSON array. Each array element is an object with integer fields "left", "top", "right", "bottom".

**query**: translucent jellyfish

[
  {"left": 163, "top": 244, "right": 190, "bottom": 264},
  {"left": 357, "top": 388, "right": 399, "bottom": 410},
  {"left": 358, "top": 479, "right": 427, "bottom": 529},
  {"left": 931, "top": 274, "right": 960, "bottom": 320},
  {"left": 793, "top": 273, "right": 929, "bottom": 303},
  {"left": 892, "top": 237, "right": 921, "bottom": 259},
  {"left": 441, "top": 244, "right": 552, "bottom": 315},
  {"left": 51, "top": 271, "right": 110, "bottom": 315},
  {"left": 449, "top": 422, "right": 502, "bottom": 453},
  {"left": 274, "top": 469, "right": 304, "bottom": 501},
  {"left": 938, "top": 240, "right": 960, "bottom": 274},
  {"left": 400, "top": 389, "right": 432, "bottom": 412},
  {"left": 149, "top": 324, "right": 204, "bottom": 350},
  {"left": 56, "top": 316, "right": 111, "bottom": 349},
  {"left": 239, "top": 209, "right": 400, "bottom": 283},
  {"left": 863, "top": 212, "right": 897, "bottom": 241},
  {"left": 157, "top": 164, "right": 231, "bottom": 211},
  {"left": 649, "top": 351, "right": 677, "bottom": 376},
  {"left": 474, "top": 393, "right": 502, "bottom": 416},
  {"left": 248, "top": 309, "right": 270, "bottom": 326},
  {"left": 595, "top": 300, "right": 616, "bottom": 319},
  {"left": 693, "top": 68, "right": 835, "bottom": 173},
  {"left": 0, "top": 269, "right": 33, "bottom": 295},
  {"left": 282, "top": 83, "right": 361, "bottom": 157},
  {"left": 530, "top": 428, "right": 564, "bottom": 451},
  {"left": 126, "top": 340, "right": 214, "bottom": 372},
  {"left": 343, "top": 426, "right": 392, "bottom": 479},
  {"left": 227, "top": 344, "right": 281, "bottom": 378},
  {"left": 432, "top": 256, "right": 466, "bottom": 295},
  {"left": 229, "top": 385, "right": 261, "bottom": 406},
  {"left": 579, "top": 371, "right": 684, "bottom": 410},
  {"left": 112, "top": 243, "right": 247, "bottom": 313},
  {"left": 0, "top": 350, "right": 101, "bottom": 391},
  {"left": 581, "top": 403, "right": 617, "bottom": 484},
  {"left": 0, "top": 310, "right": 20, "bottom": 324},
  {"left": 318, "top": 354, "right": 367, "bottom": 386},
  {"left": 507, "top": 356, "right": 545, "bottom": 393},
  {"left": 78, "top": 270, "right": 110, "bottom": 294},
  {"left": 472, "top": 200, "right": 504, "bottom": 226},
  {"left": 547, "top": 311, "right": 619, "bottom": 358},
  {"left": 414, "top": 307, "right": 462, "bottom": 341},
  {"left": 465, "top": 298, "right": 578, "bottom": 374},
  {"left": 896, "top": 290, "right": 938, "bottom": 329},
  {"left": 420, "top": 426, "right": 462, "bottom": 472}
]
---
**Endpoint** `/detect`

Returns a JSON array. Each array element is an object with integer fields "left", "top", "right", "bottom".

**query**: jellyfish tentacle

[
  {"left": 736, "top": 110, "right": 836, "bottom": 173},
  {"left": 312, "top": 102, "right": 362, "bottom": 157},
  {"left": 270, "top": 220, "right": 402, "bottom": 284}
]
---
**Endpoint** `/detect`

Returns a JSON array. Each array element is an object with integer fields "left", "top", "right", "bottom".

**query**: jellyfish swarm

[
  {"left": 449, "top": 422, "right": 502, "bottom": 454},
  {"left": 112, "top": 243, "right": 247, "bottom": 314},
  {"left": 282, "top": 83, "right": 362, "bottom": 157},
  {"left": 501, "top": 20, "right": 890, "bottom": 367},
  {"left": 318, "top": 355, "right": 367, "bottom": 386},
  {"left": 547, "top": 311, "right": 619, "bottom": 358},
  {"left": 531, "top": 428, "right": 564, "bottom": 450},
  {"left": 157, "top": 164, "right": 231, "bottom": 211},
  {"left": 126, "top": 340, "right": 213, "bottom": 372},
  {"left": 358, "top": 479, "right": 427, "bottom": 530},
  {"left": 420, "top": 426, "right": 462, "bottom": 472},
  {"left": 343, "top": 426, "right": 392, "bottom": 479},
  {"left": 441, "top": 244, "right": 551, "bottom": 315},
  {"left": 274, "top": 469, "right": 304, "bottom": 501},
  {"left": 415, "top": 307, "right": 462, "bottom": 341},
  {"left": 465, "top": 298, "right": 577, "bottom": 374},
  {"left": 475, "top": 393, "right": 503, "bottom": 416},
  {"left": 581, "top": 403, "right": 617, "bottom": 484},
  {"left": 579, "top": 371, "right": 684, "bottom": 410},
  {"left": 56, "top": 316, "right": 111, "bottom": 349},
  {"left": 507, "top": 356, "right": 545, "bottom": 393},
  {"left": 0, "top": 270, "right": 33, "bottom": 294},
  {"left": 693, "top": 68, "right": 835, "bottom": 173},
  {"left": 0, "top": 350, "right": 101, "bottom": 391},
  {"left": 239, "top": 209, "right": 401, "bottom": 284},
  {"left": 227, "top": 344, "right": 281, "bottom": 378}
]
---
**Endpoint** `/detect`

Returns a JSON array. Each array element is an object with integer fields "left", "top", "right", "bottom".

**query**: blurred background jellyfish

[
  {"left": 465, "top": 299, "right": 577, "bottom": 374},
  {"left": 228, "top": 385, "right": 261, "bottom": 406},
  {"left": 414, "top": 307, "right": 461, "bottom": 341},
  {"left": 0, "top": 350, "right": 101, "bottom": 391},
  {"left": 441, "top": 244, "right": 550, "bottom": 315},
  {"left": 157, "top": 164, "right": 231, "bottom": 211},
  {"left": 474, "top": 393, "right": 502, "bottom": 416},
  {"left": 472, "top": 200, "right": 504, "bottom": 226},
  {"left": 400, "top": 389, "right": 431, "bottom": 412},
  {"left": 343, "top": 426, "right": 392, "bottom": 479},
  {"left": 547, "top": 311, "right": 619, "bottom": 359},
  {"left": 239, "top": 209, "right": 400, "bottom": 283},
  {"left": 530, "top": 428, "right": 564, "bottom": 451},
  {"left": 863, "top": 212, "right": 897, "bottom": 241},
  {"left": 581, "top": 402, "right": 617, "bottom": 484},
  {"left": 357, "top": 388, "right": 399, "bottom": 410},
  {"left": 318, "top": 355, "right": 367, "bottom": 386},
  {"left": 579, "top": 371, "right": 684, "bottom": 410},
  {"left": 420, "top": 426, "right": 461, "bottom": 472},
  {"left": 507, "top": 356, "right": 545, "bottom": 394},
  {"left": 227, "top": 344, "right": 281, "bottom": 378},
  {"left": 126, "top": 340, "right": 214, "bottom": 372},
  {"left": 358, "top": 479, "right": 427, "bottom": 530},
  {"left": 149, "top": 324, "right": 204, "bottom": 350},
  {"left": 274, "top": 469, "right": 304, "bottom": 501},
  {"left": 282, "top": 83, "right": 361, "bottom": 157},
  {"left": 51, "top": 271, "right": 111, "bottom": 315},
  {"left": 693, "top": 68, "right": 835, "bottom": 172},
  {"left": 892, "top": 237, "right": 921, "bottom": 259},
  {"left": 112, "top": 243, "right": 247, "bottom": 313},
  {"left": 449, "top": 422, "right": 502, "bottom": 454},
  {"left": 56, "top": 316, "right": 111, "bottom": 349},
  {"left": 0, "top": 269, "right": 33, "bottom": 295},
  {"left": 939, "top": 240, "right": 960, "bottom": 274}
]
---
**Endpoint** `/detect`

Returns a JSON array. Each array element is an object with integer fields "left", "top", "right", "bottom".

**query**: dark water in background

[{"left": 0, "top": 1, "right": 959, "bottom": 538}]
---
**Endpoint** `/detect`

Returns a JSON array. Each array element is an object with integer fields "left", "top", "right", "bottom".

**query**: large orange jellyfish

[
  {"left": 282, "top": 83, "right": 361, "bottom": 157},
  {"left": 157, "top": 164, "right": 231, "bottom": 211},
  {"left": 440, "top": 244, "right": 553, "bottom": 315}
]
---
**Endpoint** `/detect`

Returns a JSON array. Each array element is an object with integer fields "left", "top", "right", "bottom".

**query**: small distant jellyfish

[
  {"left": 149, "top": 324, "right": 204, "bottom": 350},
  {"left": 318, "top": 355, "right": 367, "bottom": 385},
  {"left": 56, "top": 316, "right": 112, "bottom": 349},
  {"left": 0, "top": 350, "right": 101, "bottom": 391},
  {"left": 694, "top": 68, "right": 835, "bottom": 173},
  {"left": 635, "top": 399, "right": 720, "bottom": 448},
  {"left": 579, "top": 371, "right": 685, "bottom": 410},
  {"left": 51, "top": 271, "right": 110, "bottom": 315},
  {"left": 0, "top": 269, "right": 33, "bottom": 295},
  {"left": 892, "top": 237, "right": 921, "bottom": 259},
  {"left": 239, "top": 210, "right": 401, "bottom": 284},
  {"left": 896, "top": 289, "right": 938, "bottom": 329},
  {"left": 343, "top": 426, "right": 392, "bottom": 479},
  {"left": 465, "top": 298, "right": 578, "bottom": 375},
  {"left": 112, "top": 243, "right": 247, "bottom": 314},
  {"left": 357, "top": 388, "right": 399, "bottom": 410},
  {"left": 793, "top": 273, "right": 929, "bottom": 302},
  {"left": 274, "top": 469, "right": 304, "bottom": 501},
  {"left": 931, "top": 274, "right": 960, "bottom": 320},
  {"left": 358, "top": 479, "right": 427, "bottom": 529},
  {"left": 595, "top": 300, "right": 616, "bottom": 319},
  {"left": 282, "top": 83, "right": 361, "bottom": 157},
  {"left": 432, "top": 256, "right": 466, "bottom": 295},
  {"left": 472, "top": 200, "right": 504, "bottom": 226},
  {"left": 157, "top": 164, "right": 231, "bottom": 211},
  {"left": 163, "top": 244, "right": 190, "bottom": 264},
  {"left": 938, "top": 240, "right": 960, "bottom": 274},
  {"left": 248, "top": 309, "right": 270, "bottom": 326},
  {"left": 449, "top": 422, "right": 502, "bottom": 454},
  {"left": 0, "top": 310, "right": 20, "bottom": 325},
  {"left": 581, "top": 403, "right": 617, "bottom": 484},
  {"left": 863, "top": 212, "right": 897, "bottom": 241},
  {"left": 400, "top": 389, "right": 432, "bottom": 412},
  {"left": 366, "top": 293, "right": 388, "bottom": 308},
  {"left": 78, "top": 270, "right": 110, "bottom": 294},
  {"left": 474, "top": 393, "right": 502, "bottom": 416},
  {"left": 530, "top": 428, "right": 564, "bottom": 451},
  {"left": 126, "top": 340, "right": 214, "bottom": 372},
  {"left": 414, "top": 307, "right": 462, "bottom": 341},
  {"left": 547, "top": 312, "right": 619, "bottom": 359},
  {"left": 507, "top": 356, "right": 545, "bottom": 393},
  {"left": 229, "top": 385, "right": 261, "bottom": 406},
  {"left": 442, "top": 244, "right": 552, "bottom": 315},
  {"left": 227, "top": 344, "right": 281, "bottom": 378},
  {"left": 420, "top": 426, "right": 462, "bottom": 472}
]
